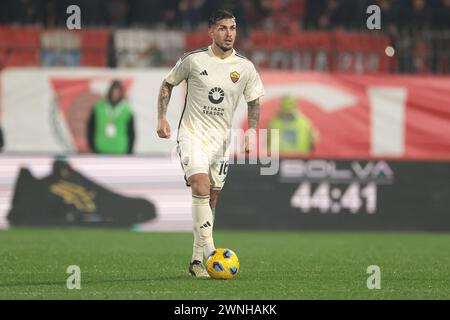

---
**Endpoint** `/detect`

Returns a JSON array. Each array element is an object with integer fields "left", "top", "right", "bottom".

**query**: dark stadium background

[{"left": 0, "top": 0, "right": 449, "bottom": 302}]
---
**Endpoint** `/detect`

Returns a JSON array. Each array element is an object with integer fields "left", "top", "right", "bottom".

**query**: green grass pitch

[{"left": 0, "top": 228, "right": 449, "bottom": 299}]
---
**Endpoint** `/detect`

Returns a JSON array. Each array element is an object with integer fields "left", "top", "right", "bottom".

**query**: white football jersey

[{"left": 165, "top": 45, "right": 264, "bottom": 153}]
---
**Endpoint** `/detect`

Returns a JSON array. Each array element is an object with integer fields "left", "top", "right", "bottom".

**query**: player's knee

[
  {"left": 190, "top": 175, "right": 210, "bottom": 197},
  {"left": 192, "top": 185, "right": 209, "bottom": 197}
]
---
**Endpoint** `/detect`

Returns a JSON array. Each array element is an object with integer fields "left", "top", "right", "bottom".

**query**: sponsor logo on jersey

[
  {"left": 208, "top": 87, "right": 225, "bottom": 104},
  {"left": 202, "top": 105, "right": 224, "bottom": 116},
  {"left": 230, "top": 71, "right": 240, "bottom": 83}
]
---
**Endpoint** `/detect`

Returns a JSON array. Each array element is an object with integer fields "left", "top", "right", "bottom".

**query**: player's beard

[{"left": 217, "top": 40, "right": 233, "bottom": 53}]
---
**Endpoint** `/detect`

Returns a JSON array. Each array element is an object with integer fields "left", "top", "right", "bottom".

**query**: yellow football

[{"left": 206, "top": 248, "right": 240, "bottom": 280}]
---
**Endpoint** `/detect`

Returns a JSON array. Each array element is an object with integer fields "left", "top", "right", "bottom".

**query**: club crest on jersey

[{"left": 230, "top": 71, "right": 240, "bottom": 83}]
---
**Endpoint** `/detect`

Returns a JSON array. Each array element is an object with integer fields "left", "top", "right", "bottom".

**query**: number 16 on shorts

[{"left": 219, "top": 161, "right": 229, "bottom": 176}]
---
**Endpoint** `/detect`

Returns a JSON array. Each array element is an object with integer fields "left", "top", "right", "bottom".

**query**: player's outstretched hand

[{"left": 157, "top": 118, "right": 171, "bottom": 138}]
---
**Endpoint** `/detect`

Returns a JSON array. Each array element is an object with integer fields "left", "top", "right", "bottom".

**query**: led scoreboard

[
  {"left": 217, "top": 159, "right": 450, "bottom": 231},
  {"left": 280, "top": 160, "right": 393, "bottom": 215}
]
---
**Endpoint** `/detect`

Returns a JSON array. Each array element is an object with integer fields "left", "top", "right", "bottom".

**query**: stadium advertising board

[
  {"left": 216, "top": 159, "right": 450, "bottom": 231},
  {"left": 0, "top": 156, "right": 192, "bottom": 231},
  {"left": 1, "top": 69, "right": 450, "bottom": 160},
  {"left": 0, "top": 156, "right": 448, "bottom": 231}
]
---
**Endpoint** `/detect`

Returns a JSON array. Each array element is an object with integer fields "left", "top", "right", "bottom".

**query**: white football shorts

[{"left": 177, "top": 139, "right": 229, "bottom": 190}]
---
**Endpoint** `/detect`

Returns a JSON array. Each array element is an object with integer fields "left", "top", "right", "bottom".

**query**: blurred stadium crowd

[
  {"left": 1, "top": 0, "right": 449, "bottom": 32},
  {"left": 0, "top": 0, "right": 449, "bottom": 73}
]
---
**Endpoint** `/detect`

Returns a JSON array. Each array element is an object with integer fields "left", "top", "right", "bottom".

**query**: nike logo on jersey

[{"left": 200, "top": 70, "right": 208, "bottom": 76}]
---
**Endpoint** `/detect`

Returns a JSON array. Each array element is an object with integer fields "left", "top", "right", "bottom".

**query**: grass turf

[{"left": 0, "top": 228, "right": 449, "bottom": 299}]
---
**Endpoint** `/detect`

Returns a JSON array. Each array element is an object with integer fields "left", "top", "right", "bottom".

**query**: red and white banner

[
  {"left": 1, "top": 69, "right": 449, "bottom": 160},
  {"left": 243, "top": 72, "right": 450, "bottom": 160}
]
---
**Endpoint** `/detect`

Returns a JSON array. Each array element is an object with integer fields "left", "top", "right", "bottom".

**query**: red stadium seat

[
  {"left": 357, "top": 34, "right": 372, "bottom": 52},
  {"left": 250, "top": 32, "right": 267, "bottom": 48},
  {"left": 250, "top": 32, "right": 280, "bottom": 50},
  {"left": 21, "top": 28, "right": 40, "bottom": 48},
  {"left": 79, "top": 29, "right": 110, "bottom": 67},
  {"left": 0, "top": 27, "right": 40, "bottom": 67},
  {"left": 185, "top": 32, "right": 210, "bottom": 51},
  {"left": 291, "top": 33, "right": 307, "bottom": 49},
  {"left": 7, "top": 27, "right": 40, "bottom": 48},
  {"left": 333, "top": 31, "right": 356, "bottom": 51},
  {"left": 314, "top": 32, "right": 332, "bottom": 49},
  {"left": 280, "top": 34, "right": 297, "bottom": 50},
  {"left": 0, "top": 27, "right": 10, "bottom": 48},
  {"left": 22, "top": 50, "right": 40, "bottom": 66},
  {"left": 0, "top": 50, "right": 39, "bottom": 67},
  {"left": 5, "top": 51, "right": 24, "bottom": 67},
  {"left": 81, "top": 51, "right": 106, "bottom": 67},
  {"left": 81, "top": 29, "right": 110, "bottom": 50}
]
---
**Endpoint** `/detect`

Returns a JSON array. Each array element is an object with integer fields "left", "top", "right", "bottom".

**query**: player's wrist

[{"left": 246, "top": 128, "right": 257, "bottom": 135}]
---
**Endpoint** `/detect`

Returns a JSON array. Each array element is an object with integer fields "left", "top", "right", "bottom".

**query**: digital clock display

[
  {"left": 280, "top": 159, "right": 394, "bottom": 215},
  {"left": 216, "top": 159, "right": 450, "bottom": 231},
  {"left": 290, "top": 182, "right": 377, "bottom": 214}
]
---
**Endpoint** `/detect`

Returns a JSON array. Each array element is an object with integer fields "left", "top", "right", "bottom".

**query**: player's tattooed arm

[
  {"left": 247, "top": 98, "right": 260, "bottom": 130},
  {"left": 157, "top": 80, "right": 173, "bottom": 138},
  {"left": 158, "top": 80, "right": 174, "bottom": 119},
  {"left": 245, "top": 98, "right": 260, "bottom": 153}
]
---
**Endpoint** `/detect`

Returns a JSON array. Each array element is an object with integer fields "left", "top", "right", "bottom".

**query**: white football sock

[
  {"left": 191, "top": 195, "right": 215, "bottom": 262},
  {"left": 191, "top": 229, "right": 203, "bottom": 263}
]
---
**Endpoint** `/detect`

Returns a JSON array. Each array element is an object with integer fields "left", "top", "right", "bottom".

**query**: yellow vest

[{"left": 268, "top": 112, "right": 313, "bottom": 154}]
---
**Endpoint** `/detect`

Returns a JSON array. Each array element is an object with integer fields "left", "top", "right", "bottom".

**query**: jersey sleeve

[
  {"left": 165, "top": 57, "right": 191, "bottom": 86},
  {"left": 243, "top": 63, "right": 265, "bottom": 103}
]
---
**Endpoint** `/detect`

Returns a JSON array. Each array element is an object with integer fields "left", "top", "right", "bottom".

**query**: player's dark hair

[{"left": 208, "top": 9, "right": 235, "bottom": 28}]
